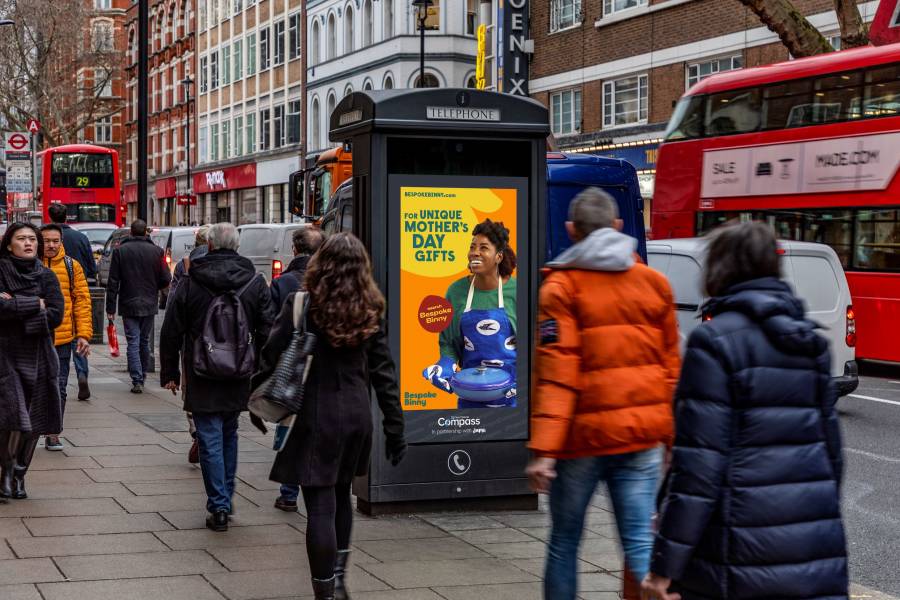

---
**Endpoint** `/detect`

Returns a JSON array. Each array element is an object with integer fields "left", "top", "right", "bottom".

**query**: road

[{"left": 842, "top": 368, "right": 900, "bottom": 596}]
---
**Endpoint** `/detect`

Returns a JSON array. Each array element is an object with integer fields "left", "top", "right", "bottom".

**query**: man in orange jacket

[{"left": 526, "top": 188, "right": 680, "bottom": 600}]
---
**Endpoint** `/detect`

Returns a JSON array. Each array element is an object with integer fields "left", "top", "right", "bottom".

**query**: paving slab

[
  {"left": 156, "top": 523, "right": 305, "bottom": 550},
  {"left": 421, "top": 514, "right": 505, "bottom": 531},
  {"left": 0, "top": 518, "right": 34, "bottom": 539},
  {"left": 117, "top": 492, "right": 254, "bottom": 514},
  {"left": 360, "top": 558, "right": 538, "bottom": 589},
  {"left": 510, "top": 557, "right": 600, "bottom": 577},
  {"left": 93, "top": 453, "right": 200, "bottom": 467},
  {"left": 64, "top": 428, "right": 174, "bottom": 447},
  {"left": 17, "top": 482, "right": 132, "bottom": 500},
  {"left": 206, "top": 566, "right": 390, "bottom": 600},
  {"left": 24, "top": 470, "right": 94, "bottom": 486},
  {"left": 349, "top": 590, "right": 446, "bottom": 600},
  {"left": 354, "top": 536, "right": 490, "bottom": 561},
  {"left": 452, "top": 527, "right": 536, "bottom": 545},
  {"left": 0, "top": 584, "right": 42, "bottom": 600},
  {"left": 0, "top": 498, "right": 124, "bottom": 518},
  {"left": 55, "top": 549, "right": 226, "bottom": 581},
  {"left": 474, "top": 540, "right": 549, "bottom": 559},
  {"left": 434, "top": 582, "right": 545, "bottom": 600},
  {"left": 0, "top": 557, "right": 63, "bottom": 584},
  {"left": 37, "top": 575, "right": 226, "bottom": 600},
  {"left": 23, "top": 513, "right": 173, "bottom": 536},
  {"left": 84, "top": 465, "right": 203, "bottom": 483},
  {"left": 8, "top": 532, "right": 168, "bottom": 558},
  {"left": 351, "top": 517, "right": 447, "bottom": 541},
  {"left": 62, "top": 444, "right": 174, "bottom": 457},
  {"left": 160, "top": 507, "right": 306, "bottom": 530},
  {"left": 29, "top": 455, "right": 100, "bottom": 471}
]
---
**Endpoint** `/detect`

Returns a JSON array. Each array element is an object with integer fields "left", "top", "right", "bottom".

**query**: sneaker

[
  {"left": 206, "top": 510, "right": 229, "bottom": 532},
  {"left": 130, "top": 383, "right": 143, "bottom": 394},
  {"left": 188, "top": 438, "right": 200, "bottom": 464},
  {"left": 45, "top": 436, "right": 64, "bottom": 452},
  {"left": 77, "top": 375, "right": 91, "bottom": 401},
  {"left": 274, "top": 496, "right": 298, "bottom": 512}
]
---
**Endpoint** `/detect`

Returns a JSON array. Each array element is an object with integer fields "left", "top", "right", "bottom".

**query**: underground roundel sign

[{"left": 6, "top": 133, "right": 28, "bottom": 151}]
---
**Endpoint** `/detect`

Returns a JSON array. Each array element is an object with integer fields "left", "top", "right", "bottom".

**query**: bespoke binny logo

[{"left": 205, "top": 171, "right": 227, "bottom": 188}]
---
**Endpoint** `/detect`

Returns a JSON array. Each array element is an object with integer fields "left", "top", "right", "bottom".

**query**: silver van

[
  {"left": 237, "top": 223, "right": 306, "bottom": 283},
  {"left": 648, "top": 238, "right": 858, "bottom": 396},
  {"left": 150, "top": 226, "right": 199, "bottom": 276}
]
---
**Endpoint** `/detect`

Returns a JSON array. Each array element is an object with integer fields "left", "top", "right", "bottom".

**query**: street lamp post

[
  {"left": 411, "top": 0, "right": 433, "bottom": 88},
  {"left": 181, "top": 76, "right": 193, "bottom": 222}
]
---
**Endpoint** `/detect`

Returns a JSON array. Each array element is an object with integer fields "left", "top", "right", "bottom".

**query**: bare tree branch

[
  {"left": 834, "top": 0, "right": 869, "bottom": 48},
  {"left": 738, "top": 0, "right": 834, "bottom": 57}
]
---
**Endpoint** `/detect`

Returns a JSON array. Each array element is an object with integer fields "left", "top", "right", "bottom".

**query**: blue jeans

[
  {"left": 280, "top": 484, "right": 300, "bottom": 502},
  {"left": 72, "top": 341, "right": 89, "bottom": 377},
  {"left": 123, "top": 316, "right": 154, "bottom": 385},
  {"left": 193, "top": 411, "right": 240, "bottom": 514},
  {"left": 545, "top": 447, "right": 662, "bottom": 600},
  {"left": 55, "top": 343, "right": 72, "bottom": 406}
]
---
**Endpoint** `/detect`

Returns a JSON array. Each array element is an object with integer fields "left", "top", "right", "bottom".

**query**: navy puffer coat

[{"left": 651, "top": 277, "right": 847, "bottom": 599}]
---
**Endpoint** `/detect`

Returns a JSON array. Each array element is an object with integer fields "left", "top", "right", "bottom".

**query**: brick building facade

[{"left": 529, "top": 0, "right": 879, "bottom": 223}]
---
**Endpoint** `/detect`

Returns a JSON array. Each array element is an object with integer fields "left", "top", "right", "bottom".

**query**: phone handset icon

[
  {"left": 448, "top": 450, "right": 471, "bottom": 475},
  {"left": 454, "top": 455, "right": 466, "bottom": 471}
]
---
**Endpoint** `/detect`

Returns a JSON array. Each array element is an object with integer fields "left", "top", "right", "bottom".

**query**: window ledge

[
  {"left": 601, "top": 119, "right": 649, "bottom": 131},
  {"left": 549, "top": 22, "right": 582, "bottom": 36},
  {"left": 595, "top": 0, "right": 694, "bottom": 29}
]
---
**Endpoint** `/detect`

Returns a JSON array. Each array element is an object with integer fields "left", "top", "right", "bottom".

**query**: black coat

[
  {"left": 0, "top": 256, "right": 65, "bottom": 433},
  {"left": 652, "top": 278, "right": 847, "bottom": 599},
  {"left": 60, "top": 224, "right": 97, "bottom": 281},
  {"left": 159, "top": 249, "right": 275, "bottom": 414},
  {"left": 269, "top": 255, "right": 308, "bottom": 308},
  {"left": 255, "top": 296, "right": 404, "bottom": 487},
  {"left": 105, "top": 236, "right": 171, "bottom": 317}
]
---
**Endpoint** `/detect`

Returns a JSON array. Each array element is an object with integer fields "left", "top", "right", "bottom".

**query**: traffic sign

[
  {"left": 26, "top": 119, "right": 40, "bottom": 134},
  {"left": 870, "top": 0, "right": 900, "bottom": 45}
]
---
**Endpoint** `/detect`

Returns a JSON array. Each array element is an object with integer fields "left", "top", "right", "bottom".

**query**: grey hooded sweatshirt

[{"left": 546, "top": 227, "right": 636, "bottom": 272}]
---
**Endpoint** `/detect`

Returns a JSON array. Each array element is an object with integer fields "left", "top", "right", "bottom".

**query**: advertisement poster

[{"left": 392, "top": 177, "right": 529, "bottom": 444}]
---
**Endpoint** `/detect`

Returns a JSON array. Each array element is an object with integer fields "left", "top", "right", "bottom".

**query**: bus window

[
  {"left": 706, "top": 88, "right": 761, "bottom": 135},
  {"left": 813, "top": 71, "right": 864, "bottom": 122},
  {"left": 855, "top": 209, "right": 900, "bottom": 270},
  {"left": 765, "top": 79, "right": 813, "bottom": 129},
  {"left": 50, "top": 153, "right": 114, "bottom": 188},
  {"left": 665, "top": 95, "right": 706, "bottom": 141},
  {"left": 864, "top": 64, "right": 900, "bottom": 117}
]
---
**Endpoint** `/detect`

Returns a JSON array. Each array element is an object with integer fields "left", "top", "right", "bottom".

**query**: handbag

[
  {"left": 107, "top": 319, "right": 120, "bottom": 357},
  {"left": 248, "top": 291, "right": 317, "bottom": 425}
]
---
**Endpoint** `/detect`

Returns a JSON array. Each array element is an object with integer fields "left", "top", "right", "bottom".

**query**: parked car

[
  {"left": 71, "top": 222, "right": 119, "bottom": 269},
  {"left": 237, "top": 223, "right": 307, "bottom": 283},
  {"left": 97, "top": 227, "right": 130, "bottom": 287},
  {"left": 647, "top": 237, "right": 858, "bottom": 396}
]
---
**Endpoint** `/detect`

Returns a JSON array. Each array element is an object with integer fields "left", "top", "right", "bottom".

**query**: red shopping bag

[{"left": 107, "top": 320, "right": 120, "bottom": 357}]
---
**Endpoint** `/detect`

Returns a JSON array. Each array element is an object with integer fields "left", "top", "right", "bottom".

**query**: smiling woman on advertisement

[{"left": 422, "top": 219, "right": 517, "bottom": 408}]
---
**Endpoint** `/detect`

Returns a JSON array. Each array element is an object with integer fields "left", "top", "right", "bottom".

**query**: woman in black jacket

[
  {"left": 642, "top": 222, "right": 847, "bottom": 600},
  {"left": 255, "top": 232, "right": 406, "bottom": 600},
  {"left": 0, "top": 223, "right": 65, "bottom": 500}
]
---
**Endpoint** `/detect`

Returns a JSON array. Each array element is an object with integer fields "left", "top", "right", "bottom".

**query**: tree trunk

[
  {"left": 739, "top": 0, "right": 834, "bottom": 57},
  {"left": 834, "top": 0, "right": 869, "bottom": 48}
]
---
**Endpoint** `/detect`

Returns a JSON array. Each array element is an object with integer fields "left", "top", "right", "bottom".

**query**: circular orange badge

[{"left": 418, "top": 295, "right": 454, "bottom": 333}]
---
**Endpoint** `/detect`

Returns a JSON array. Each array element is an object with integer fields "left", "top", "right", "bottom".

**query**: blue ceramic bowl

[{"left": 451, "top": 366, "right": 514, "bottom": 403}]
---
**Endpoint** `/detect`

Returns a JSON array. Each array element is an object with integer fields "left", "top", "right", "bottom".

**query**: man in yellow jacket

[{"left": 41, "top": 224, "right": 92, "bottom": 451}]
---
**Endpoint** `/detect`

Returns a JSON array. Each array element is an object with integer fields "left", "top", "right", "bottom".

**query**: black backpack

[{"left": 192, "top": 275, "right": 259, "bottom": 380}]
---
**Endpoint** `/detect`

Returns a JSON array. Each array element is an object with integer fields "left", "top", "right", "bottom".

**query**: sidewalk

[{"left": 1, "top": 348, "right": 893, "bottom": 600}]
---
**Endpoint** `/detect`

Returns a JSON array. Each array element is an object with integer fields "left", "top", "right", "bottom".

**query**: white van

[
  {"left": 648, "top": 238, "right": 858, "bottom": 396},
  {"left": 237, "top": 223, "right": 307, "bottom": 283}
]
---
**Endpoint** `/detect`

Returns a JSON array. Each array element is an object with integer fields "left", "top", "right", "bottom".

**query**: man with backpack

[
  {"left": 41, "top": 224, "right": 93, "bottom": 451},
  {"left": 160, "top": 222, "right": 275, "bottom": 532}
]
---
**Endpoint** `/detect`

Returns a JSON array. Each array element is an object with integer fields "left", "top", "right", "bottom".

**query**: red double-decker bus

[
  {"left": 652, "top": 43, "right": 900, "bottom": 362},
  {"left": 27, "top": 144, "right": 123, "bottom": 226}
]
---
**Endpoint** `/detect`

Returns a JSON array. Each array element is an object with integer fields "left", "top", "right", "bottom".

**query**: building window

[
  {"left": 233, "top": 0, "right": 241, "bottom": 15},
  {"left": 92, "top": 21, "right": 114, "bottom": 52},
  {"left": 199, "top": 0, "right": 207, "bottom": 31},
  {"left": 363, "top": 79, "right": 373, "bottom": 91},
  {"left": 95, "top": 0, "right": 111, "bottom": 9},
  {"left": 327, "top": 14, "right": 337, "bottom": 59},
  {"left": 210, "top": 51, "right": 219, "bottom": 89},
  {"left": 222, "top": 119, "right": 231, "bottom": 159},
  {"left": 466, "top": 0, "right": 476, "bottom": 35},
  {"left": 311, "top": 21, "right": 321, "bottom": 64},
  {"left": 344, "top": 5, "right": 355, "bottom": 53},
  {"left": 200, "top": 55, "right": 209, "bottom": 92},
  {"left": 274, "top": 21, "right": 285, "bottom": 65},
  {"left": 550, "top": 0, "right": 580, "bottom": 31},
  {"left": 687, "top": 55, "right": 743, "bottom": 88},
  {"left": 551, "top": 89, "right": 581, "bottom": 135},
  {"left": 259, "top": 27, "right": 270, "bottom": 70},
  {"left": 273, "top": 105, "right": 285, "bottom": 148},
  {"left": 247, "top": 32, "right": 257, "bottom": 75},
  {"left": 603, "top": 74, "right": 648, "bottom": 127},
  {"left": 233, "top": 39, "right": 242, "bottom": 81},
  {"left": 414, "top": 73, "right": 439, "bottom": 88},
  {"left": 362, "top": 0, "right": 373, "bottom": 46},
  {"left": 383, "top": 0, "right": 393, "bottom": 38},
  {"left": 96, "top": 69, "right": 113, "bottom": 97},
  {"left": 288, "top": 100, "right": 301, "bottom": 144},
  {"left": 829, "top": 34, "right": 842, "bottom": 50},
  {"left": 234, "top": 115, "right": 243, "bottom": 156},
  {"left": 246, "top": 112, "right": 256, "bottom": 153},
  {"left": 94, "top": 116, "right": 113, "bottom": 143},
  {"left": 466, "top": 75, "right": 477, "bottom": 88},
  {"left": 603, "top": 0, "right": 647, "bottom": 15},
  {"left": 383, "top": 74, "right": 393, "bottom": 89},
  {"left": 222, "top": 44, "right": 231, "bottom": 85},
  {"left": 199, "top": 125, "right": 208, "bottom": 163},
  {"left": 259, "top": 108, "right": 271, "bottom": 150},
  {"left": 327, "top": 93, "right": 336, "bottom": 129},
  {"left": 289, "top": 14, "right": 301, "bottom": 60},
  {"left": 210, "top": 123, "right": 219, "bottom": 161},
  {"left": 423, "top": 0, "right": 440, "bottom": 30},
  {"left": 311, "top": 97, "right": 321, "bottom": 149},
  {"left": 344, "top": 84, "right": 353, "bottom": 97}
]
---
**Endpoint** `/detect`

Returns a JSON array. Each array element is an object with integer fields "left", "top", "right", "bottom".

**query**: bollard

[{"left": 88, "top": 286, "right": 105, "bottom": 344}]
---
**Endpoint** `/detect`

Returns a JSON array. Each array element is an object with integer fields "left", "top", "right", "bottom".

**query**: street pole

[
  {"left": 29, "top": 130, "right": 35, "bottom": 213},
  {"left": 137, "top": 0, "right": 149, "bottom": 222},
  {"left": 418, "top": 13, "right": 425, "bottom": 88},
  {"left": 181, "top": 77, "right": 193, "bottom": 223}
]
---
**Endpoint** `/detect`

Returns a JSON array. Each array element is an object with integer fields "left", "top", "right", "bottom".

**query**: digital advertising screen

[{"left": 389, "top": 175, "right": 530, "bottom": 444}]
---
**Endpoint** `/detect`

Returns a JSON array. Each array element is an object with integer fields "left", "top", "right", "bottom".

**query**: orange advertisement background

[{"left": 400, "top": 187, "right": 518, "bottom": 411}]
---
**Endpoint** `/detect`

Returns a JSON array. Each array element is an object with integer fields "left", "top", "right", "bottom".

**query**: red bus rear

[
  {"left": 652, "top": 43, "right": 900, "bottom": 362},
  {"left": 33, "top": 144, "right": 123, "bottom": 226}
]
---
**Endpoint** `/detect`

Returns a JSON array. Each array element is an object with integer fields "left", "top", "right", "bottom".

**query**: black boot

[
  {"left": 12, "top": 435, "right": 40, "bottom": 500},
  {"left": 0, "top": 432, "right": 20, "bottom": 500},
  {"left": 311, "top": 576, "right": 336, "bottom": 600},
  {"left": 334, "top": 550, "right": 351, "bottom": 600}
]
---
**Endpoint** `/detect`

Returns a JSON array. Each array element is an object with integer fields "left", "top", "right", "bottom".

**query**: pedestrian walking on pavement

[
  {"left": 0, "top": 223, "right": 65, "bottom": 500},
  {"left": 169, "top": 224, "right": 210, "bottom": 465},
  {"left": 40, "top": 224, "right": 93, "bottom": 451},
  {"left": 105, "top": 219, "right": 171, "bottom": 394},
  {"left": 641, "top": 222, "right": 848, "bottom": 600},
  {"left": 525, "top": 188, "right": 681, "bottom": 600},
  {"left": 160, "top": 223, "right": 275, "bottom": 532},
  {"left": 48, "top": 203, "right": 96, "bottom": 401},
  {"left": 253, "top": 233, "right": 406, "bottom": 600},
  {"left": 269, "top": 226, "right": 326, "bottom": 512}
]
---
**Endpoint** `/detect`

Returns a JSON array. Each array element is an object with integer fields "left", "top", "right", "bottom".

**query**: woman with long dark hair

[
  {"left": 0, "top": 223, "right": 65, "bottom": 500},
  {"left": 255, "top": 232, "right": 405, "bottom": 600},
  {"left": 641, "top": 222, "right": 848, "bottom": 600}
]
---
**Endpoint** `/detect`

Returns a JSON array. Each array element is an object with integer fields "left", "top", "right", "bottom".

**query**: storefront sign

[
  {"left": 700, "top": 132, "right": 900, "bottom": 198},
  {"left": 500, "top": 0, "right": 529, "bottom": 95},
  {"left": 176, "top": 194, "right": 197, "bottom": 206},
  {"left": 426, "top": 106, "right": 501, "bottom": 122},
  {"left": 598, "top": 143, "right": 659, "bottom": 171},
  {"left": 193, "top": 163, "right": 257, "bottom": 194},
  {"left": 124, "top": 184, "right": 137, "bottom": 204},
  {"left": 154, "top": 177, "right": 178, "bottom": 199}
]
